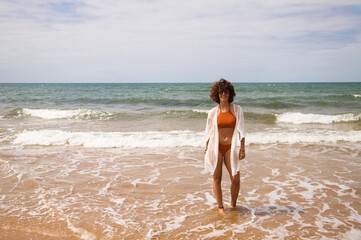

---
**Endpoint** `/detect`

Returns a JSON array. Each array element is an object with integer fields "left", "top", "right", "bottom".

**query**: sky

[{"left": 0, "top": 0, "right": 361, "bottom": 83}]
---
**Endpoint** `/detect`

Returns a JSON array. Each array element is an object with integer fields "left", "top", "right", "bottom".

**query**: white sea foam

[
  {"left": 163, "top": 215, "right": 186, "bottom": 232},
  {"left": 352, "top": 94, "right": 361, "bottom": 98},
  {"left": 20, "top": 108, "right": 113, "bottom": 120},
  {"left": 203, "top": 229, "right": 227, "bottom": 238},
  {"left": 276, "top": 112, "right": 361, "bottom": 124},
  {"left": 13, "top": 129, "right": 204, "bottom": 148},
  {"left": 12, "top": 128, "right": 361, "bottom": 148},
  {"left": 343, "top": 229, "right": 361, "bottom": 240},
  {"left": 66, "top": 217, "right": 96, "bottom": 240},
  {"left": 248, "top": 129, "right": 361, "bottom": 145},
  {"left": 192, "top": 109, "right": 209, "bottom": 113}
]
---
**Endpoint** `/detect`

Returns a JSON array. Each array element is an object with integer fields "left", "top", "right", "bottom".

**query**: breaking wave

[
  {"left": 12, "top": 129, "right": 361, "bottom": 148},
  {"left": 7, "top": 108, "right": 114, "bottom": 120},
  {"left": 276, "top": 112, "right": 361, "bottom": 124}
]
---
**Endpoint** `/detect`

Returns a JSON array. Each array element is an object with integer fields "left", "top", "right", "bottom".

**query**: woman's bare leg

[
  {"left": 213, "top": 153, "right": 225, "bottom": 214},
  {"left": 224, "top": 151, "right": 240, "bottom": 208}
]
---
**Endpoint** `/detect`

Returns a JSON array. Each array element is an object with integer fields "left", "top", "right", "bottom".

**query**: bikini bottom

[{"left": 219, "top": 143, "right": 231, "bottom": 156}]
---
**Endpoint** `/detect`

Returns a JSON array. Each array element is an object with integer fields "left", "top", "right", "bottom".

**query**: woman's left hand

[{"left": 239, "top": 150, "right": 246, "bottom": 160}]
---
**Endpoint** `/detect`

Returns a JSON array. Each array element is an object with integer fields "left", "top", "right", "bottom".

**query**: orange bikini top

[{"left": 217, "top": 111, "right": 236, "bottom": 129}]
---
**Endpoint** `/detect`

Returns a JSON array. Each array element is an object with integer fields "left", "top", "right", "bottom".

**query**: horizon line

[{"left": 0, "top": 81, "right": 360, "bottom": 84}]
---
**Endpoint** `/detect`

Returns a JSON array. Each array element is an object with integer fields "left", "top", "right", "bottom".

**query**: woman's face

[{"left": 218, "top": 88, "right": 229, "bottom": 102}]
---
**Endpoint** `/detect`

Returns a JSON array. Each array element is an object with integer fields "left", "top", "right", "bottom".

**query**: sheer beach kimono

[{"left": 204, "top": 104, "right": 246, "bottom": 176}]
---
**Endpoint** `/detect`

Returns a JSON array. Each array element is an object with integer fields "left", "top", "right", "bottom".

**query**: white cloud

[{"left": 0, "top": 0, "right": 360, "bottom": 82}]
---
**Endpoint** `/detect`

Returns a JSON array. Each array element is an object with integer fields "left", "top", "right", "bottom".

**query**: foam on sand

[{"left": 248, "top": 129, "right": 361, "bottom": 145}]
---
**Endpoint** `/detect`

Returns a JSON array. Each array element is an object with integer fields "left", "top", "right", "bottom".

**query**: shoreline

[{"left": 1, "top": 145, "right": 360, "bottom": 239}]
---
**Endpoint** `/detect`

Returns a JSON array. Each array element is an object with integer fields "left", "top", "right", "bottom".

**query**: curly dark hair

[{"left": 210, "top": 78, "right": 236, "bottom": 103}]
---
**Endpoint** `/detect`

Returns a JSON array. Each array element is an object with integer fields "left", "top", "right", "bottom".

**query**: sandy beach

[{"left": 1, "top": 143, "right": 360, "bottom": 239}]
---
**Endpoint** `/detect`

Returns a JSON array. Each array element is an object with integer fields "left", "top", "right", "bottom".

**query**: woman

[{"left": 204, "top": 78, "right": 246, "bottom": 215}]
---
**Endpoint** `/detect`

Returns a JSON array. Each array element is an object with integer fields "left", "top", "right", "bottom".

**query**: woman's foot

[
  {"left": 218, "top": 206, "right": 226, "bottom": 215},
  {"left": 230, "top": 201, "right": 236, "bottom": 208}
]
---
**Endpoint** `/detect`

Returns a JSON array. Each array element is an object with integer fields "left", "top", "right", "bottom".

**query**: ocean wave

[
  {"left": 245, "top": 101, "right": 301, "bottom": 109},
  {"left": 192, "top": 109, "right": 209, "bottom": 114},
  {"left": 6, "top": 108, "right": 209, "bottom": 120},
  {"left": 160, "top": 110, "right": 207, "bottom": 119},
  {"left": 7, "top": 108, "right": 115, "bottom": 120},
  {"left": 353, "top": 94, "right": 361, "bottom": 98},
  {"left": 248, "top": 130, "right": 361, "bottom": 145},
  {"left": 13, "top": 129, "right": 204, "bottom": 148},
  {"left": 245, "top": 112, "right": 277, "bottom": 122},
  {"left": 5, "top": 108, "right": 361, "bottom": 124},
  {"left": 75, "top": 96, "right": 211, "bottom": 107},
  {"left": 190, "top": 110, "right": 361, "bottom": 124},
  {"left": 276, "top": 112, "right": 361, "bottom": 124},
  {"left": 12, "top": 129, "right": 361, "bottom": 148}
]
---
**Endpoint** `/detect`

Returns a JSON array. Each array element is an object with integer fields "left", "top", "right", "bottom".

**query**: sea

[{"left": 0, "top": 82, "right": 360, "bottom": 239}]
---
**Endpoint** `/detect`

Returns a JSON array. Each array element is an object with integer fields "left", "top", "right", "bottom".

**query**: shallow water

[{"left": 1, "top": 144, "right": 360, "bottom": 239}]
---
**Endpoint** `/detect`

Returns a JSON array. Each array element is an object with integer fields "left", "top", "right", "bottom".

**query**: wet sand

[{"left": 1, "top": 143, "right": 360, "bottom": 239}]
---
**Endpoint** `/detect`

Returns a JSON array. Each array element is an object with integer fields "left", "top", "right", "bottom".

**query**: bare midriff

[{"left": 218, "top": 128, "right": 234, "bottom": 145}]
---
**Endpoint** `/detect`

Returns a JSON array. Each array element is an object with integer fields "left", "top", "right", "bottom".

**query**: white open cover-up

[{"left": 204, "top": 104, "right": 246, "bottom": 176}]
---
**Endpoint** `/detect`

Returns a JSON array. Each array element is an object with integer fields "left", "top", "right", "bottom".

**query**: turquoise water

[
  {"left": 0, "top": 82, "right": 360, "bottom": 148},
  {"left": 1, "top": 82, "right": 360, "bottom": 119}
]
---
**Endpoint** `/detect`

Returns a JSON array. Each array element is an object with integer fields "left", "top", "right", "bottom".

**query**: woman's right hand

[{"left": 239, "top": 150, "right": 245, "bottom": 160}]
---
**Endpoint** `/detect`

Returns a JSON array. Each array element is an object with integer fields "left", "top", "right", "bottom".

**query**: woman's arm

[
  {"left": 204, "top": 108, "right": 214, "bottom": 153},
  {"left": 205, "top": 140, "right": 209, "bottom": 154},
  {"left": 239, "top": 137, "right": 245, "bottom": 160},
  {"left": 237, "top": 105, "right": 246, "bottom": 160}
]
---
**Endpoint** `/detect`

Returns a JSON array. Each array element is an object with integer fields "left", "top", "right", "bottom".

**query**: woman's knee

[
  {"left": 231, "top": 175, "right": 240, "bottom": 185},
  {"left": 213, "top": 175, "right": 222, "bottom": 184}
]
